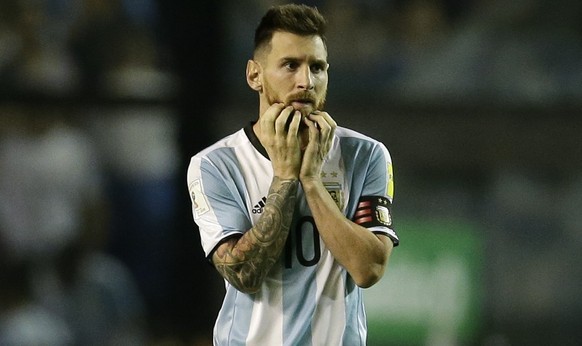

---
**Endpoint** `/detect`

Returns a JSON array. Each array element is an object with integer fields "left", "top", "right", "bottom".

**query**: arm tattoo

[{"left": 213, "top": 177, "right": 298, "bottom": 293}]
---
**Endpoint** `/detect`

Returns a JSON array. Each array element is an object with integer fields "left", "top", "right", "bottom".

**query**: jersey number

[{"left": 284, "top": 216, "right": 321, "bottom": 268}]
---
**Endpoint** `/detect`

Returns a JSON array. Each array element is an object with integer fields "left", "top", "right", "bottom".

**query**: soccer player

[{"left": 187, "top": 4, "right": 399, "bottom": 345}]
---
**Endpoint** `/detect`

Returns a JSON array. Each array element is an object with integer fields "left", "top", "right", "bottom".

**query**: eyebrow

[{"left": 280, "top": 56, "right": 328, "bottom": 65}]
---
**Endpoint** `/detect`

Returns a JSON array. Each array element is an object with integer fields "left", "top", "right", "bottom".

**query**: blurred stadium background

[{"left": 1, "top": 0, "right": 581, "bottom": 345}]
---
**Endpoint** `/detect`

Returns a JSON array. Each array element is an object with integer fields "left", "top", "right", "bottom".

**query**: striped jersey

[{"left": 187, "top": 123, "right": 398, "bottom": 346}]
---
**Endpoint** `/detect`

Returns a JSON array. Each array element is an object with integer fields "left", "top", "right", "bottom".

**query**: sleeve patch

[
  {"left": 387, "top": 163, "right": 394, "bottom": 201},
  {"left": 190, "top": 179, "right": 210, "bottom": 219}
]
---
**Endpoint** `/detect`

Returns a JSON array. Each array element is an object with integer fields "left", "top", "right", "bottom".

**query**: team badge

[
  {"left": 353, "top": 196, "right": 393, "bottom": 229},
  {"left": 324, "top": 181, "right": 344, "bottom": 211},
  {"left": 190, "top": 179, "right": 210, "bottom": 219},
  {"left": 352, "top": 196, "right": 399, "bottom": 246},
  {"left": 376, "top": 205, "right": 392, "bottom": 227}
]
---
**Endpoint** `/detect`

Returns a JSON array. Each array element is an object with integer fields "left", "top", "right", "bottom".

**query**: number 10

[{"left": 284, "top": 216, "right": 321, "bottom": 268}]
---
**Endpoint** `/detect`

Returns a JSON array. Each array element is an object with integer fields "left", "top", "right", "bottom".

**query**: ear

[{"left": 246, "top": 59, "right": 262, "bottom": 92}]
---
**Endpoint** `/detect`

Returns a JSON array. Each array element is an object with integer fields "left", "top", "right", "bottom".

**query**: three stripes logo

[{"left": 252, "top": 196, "right": 267, "bottom": 214}]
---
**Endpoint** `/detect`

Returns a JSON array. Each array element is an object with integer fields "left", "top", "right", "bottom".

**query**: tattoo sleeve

[{"left": 212, "top": 177, "right": 298, "bottom": 293}]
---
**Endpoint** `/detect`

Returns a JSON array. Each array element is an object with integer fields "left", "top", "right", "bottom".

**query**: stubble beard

[{"left": 263, "top": 83, "right": 327, "bottom": 128}]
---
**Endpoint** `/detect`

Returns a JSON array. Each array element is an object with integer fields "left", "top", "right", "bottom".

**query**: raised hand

[
  {"left": 300, "top": 111, "right": 337, "bottom": 183},
  {"left": 256, "top": 103, "right": 303, "bottom": 179}
]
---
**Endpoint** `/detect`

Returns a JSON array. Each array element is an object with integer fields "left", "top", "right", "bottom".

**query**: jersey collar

[{"left": 244, "top": 122, "right": 270, "bottom": 160}]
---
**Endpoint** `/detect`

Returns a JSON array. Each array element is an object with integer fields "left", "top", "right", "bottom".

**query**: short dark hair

[{"left": 254, "top": 4, "right": 327, "bottom": 56}]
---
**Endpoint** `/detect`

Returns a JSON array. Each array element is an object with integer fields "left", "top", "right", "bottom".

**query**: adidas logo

[{"left": 252, "top": 196, "right": 267, "bottom": 214}]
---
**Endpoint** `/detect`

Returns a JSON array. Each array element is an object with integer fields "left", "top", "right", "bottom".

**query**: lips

[{"left": 291, "top": 99, "right": 315, "bottom": 107}]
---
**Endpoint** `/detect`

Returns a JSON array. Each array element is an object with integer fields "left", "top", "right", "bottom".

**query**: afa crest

[
  {"left": 376, "top": 205, "right": 392, "bottom": 227},
  {"left": 324, "top": 182, "right": 344, "bottom": 211}
]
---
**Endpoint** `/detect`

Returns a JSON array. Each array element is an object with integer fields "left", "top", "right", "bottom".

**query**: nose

[{"left": 297, "top": 65, "right": 314, "bottom": 90}]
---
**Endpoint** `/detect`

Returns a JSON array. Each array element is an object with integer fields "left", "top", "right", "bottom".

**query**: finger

[
  {"left": 320, "top": 111, "right": 337, "bottom": 129},
  {"left": 274, "top": 106, "right": 294, "bottom": 134},
  {"left": 309, "top": 112, "right": 336, "bottom": 140},
  {"left": 287, "top": 111, "right": 301, "bottom": 138},
  {"left": 261, "top": 103, "right": 285, "bottom": 136},
  {"left": 303, "top": 116, "right": 320, "bottom": 144},
  {"left": 308, "top": 111, "right": 336, "bottom": 129}
]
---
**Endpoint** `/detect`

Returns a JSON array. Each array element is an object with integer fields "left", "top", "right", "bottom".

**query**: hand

[
  {"left": 300, "top": 111, "right": 336, "bottom": 183},
  {"left": 257, "top": 103, "right": 303, "bottom": 179}
]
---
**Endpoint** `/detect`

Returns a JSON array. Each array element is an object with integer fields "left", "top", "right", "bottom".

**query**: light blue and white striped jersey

[{"left": 187, "top": 123, "right": 398, "bottom": 346}]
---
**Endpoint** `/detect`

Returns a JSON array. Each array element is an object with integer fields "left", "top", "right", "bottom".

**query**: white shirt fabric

[{"left": 187, "top": 123, "right": 398, "bottom": 346}]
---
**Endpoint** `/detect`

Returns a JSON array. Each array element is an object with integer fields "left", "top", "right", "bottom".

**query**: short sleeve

[
  {"left": 187, "top": 154, "right": 252, "bottom": 257},
  {"left": 357, "top": 142, "right": 399, "bottom": 245}
]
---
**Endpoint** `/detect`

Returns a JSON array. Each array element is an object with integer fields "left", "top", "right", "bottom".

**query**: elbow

[
  {"left": 230, "top": 266, "right": 269, "bottom": 294},
  {"left": 352, "top": 249, "right": 390, "bottom": 288},
  {"left": 353, "top": 263, "right": 385, "bottom": 288},
  {"left": 214, "top": 261, "right": 265, "bottom": 294},
  {"left": 354, "top": 234, "right": 394, "bottom": 288},
  {"left": 233, "top": 283, "right": 261, "bottom": 294},
  {"left": 354, "top": 272, "right": 383, "bottom": 289}
]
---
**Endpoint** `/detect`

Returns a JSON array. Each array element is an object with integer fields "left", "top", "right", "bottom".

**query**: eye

[
  {"left": 311, "top": 63, "right": 326, "bottom": 74},
  {"left": 284, "top": 61, "right": 299, "bottom": 71}
]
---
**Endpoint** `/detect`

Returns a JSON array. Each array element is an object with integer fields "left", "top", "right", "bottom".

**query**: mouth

[{"left": 290, "top": 99, "right": 314, "bottom": 110}]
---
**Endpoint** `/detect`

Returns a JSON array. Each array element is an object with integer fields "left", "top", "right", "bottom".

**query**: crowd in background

[
  {"left": 1, "top": 0, "right": 581, "bottom": 345},
  {"left": 223, "top": 0, "right": 582, "bottom": 104},
  {"left": 0, "top": 0, "right": 181, "bottom": 344}
]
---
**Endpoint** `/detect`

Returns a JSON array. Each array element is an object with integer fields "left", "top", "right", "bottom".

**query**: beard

[
  {"left": 285, "top": 90, "right": 327, "bottom": 115},
  {"left": 283, "top": 91, "right": 325, "bottom": 130},
  {"left": 261, "top": 78, "right": 328, "bottom": 132},
  {"left": 263, "top": 80, "right": 327, "bottom": 118}
]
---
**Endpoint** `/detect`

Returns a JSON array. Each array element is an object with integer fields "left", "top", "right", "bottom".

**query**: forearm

[
  {"left": 301, "top": 179, "right": 391, "bottom": 288},
  {"left": 213, "top": 177, "right": 298, "bottom": 293}
]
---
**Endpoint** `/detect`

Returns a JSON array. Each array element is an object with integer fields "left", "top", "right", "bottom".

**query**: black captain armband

[
  {"left": 353, "top": 196, "right": 393, "bottom": 228},
  {"left": 353, "top": 196, "right": 399, "bottom": 246}
]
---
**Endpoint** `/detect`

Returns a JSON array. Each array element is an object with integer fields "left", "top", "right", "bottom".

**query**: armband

[
  {"left": 353, "top": 196, "right": 398, "bottom": 246},
  {"left": 353, "top": 196, "right": 393, "bottom": 229}
]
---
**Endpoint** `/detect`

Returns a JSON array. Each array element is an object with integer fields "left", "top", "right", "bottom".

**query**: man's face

[{"left": 258, "top": 31, "right": 329, "bottom": 117}]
